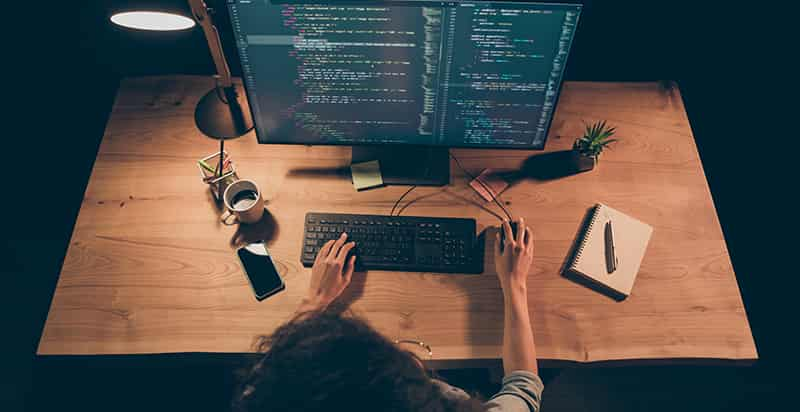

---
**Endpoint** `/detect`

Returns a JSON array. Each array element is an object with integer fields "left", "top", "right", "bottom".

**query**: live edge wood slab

[{"left": 38, "top": 76, "right": 757, "bottom": 368}]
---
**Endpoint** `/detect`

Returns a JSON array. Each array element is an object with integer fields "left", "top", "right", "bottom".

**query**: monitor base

[{"left": 351, "top": 146, "right": 450, "bottom": 186}]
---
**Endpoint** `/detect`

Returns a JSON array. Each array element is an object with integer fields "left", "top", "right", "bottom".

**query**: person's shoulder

[{"left": 485, "top": 371, "right": 543, "bottom": 412}]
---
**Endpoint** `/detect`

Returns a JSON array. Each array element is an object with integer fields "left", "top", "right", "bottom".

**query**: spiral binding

[{"left": 573, "top": 206, "right": 602, "bottom": 264}]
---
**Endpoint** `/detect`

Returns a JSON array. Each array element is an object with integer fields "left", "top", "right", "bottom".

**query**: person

[{"left": 234, "top": 218, "right": 541, "bottom": 412}]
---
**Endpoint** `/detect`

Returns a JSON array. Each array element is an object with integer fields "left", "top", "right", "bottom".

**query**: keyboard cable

[
  {"left": 448, "top": 152, "right": 514, "bottom": 222},
  {"left": 390, "top": 148, "right": 435, "bottom": 216},
  {"left": 390, "top": 185, "right": 417, "bottom": 216},
  {"left": 389, "top": 152, "right": 514, "bottom": 222}
]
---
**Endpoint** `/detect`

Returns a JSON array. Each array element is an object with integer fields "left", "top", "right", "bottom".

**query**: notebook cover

[{"left": 566, "top": 204, "right": 653, "bottom": 298}]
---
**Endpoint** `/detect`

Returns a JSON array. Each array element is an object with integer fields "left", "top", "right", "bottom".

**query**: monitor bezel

[{"left": 230, "top": 0, "right": 585, "bottom": 150}]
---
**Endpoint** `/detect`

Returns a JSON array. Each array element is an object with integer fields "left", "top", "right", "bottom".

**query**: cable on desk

[
  {"left": 449, "top": 152, "right": 514, "bottom": 222},
  {"left": 390, "top": 148, "right": 436, "bottom": 216},
  {"left": 390, "top": 185, "right": 417, "bottom": 216}
]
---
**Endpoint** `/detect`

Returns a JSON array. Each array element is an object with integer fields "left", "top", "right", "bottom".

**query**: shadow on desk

[
  {"left": 285, "top": 165, "right": 351, "bottom": 180},
  {"left": 281, "top": 151, "right": 580, "bottom": 201},
  {"left": 486, "top": 150, "right": 583, "bottom": 190},
  {"left": 518, "top": 150, "right": 583, "bottom": 182},
  {"left": 329, "top": 270, "right": 369, "bottom": 315},
  {"left": 432, "top": 227, "right": 504, "bottom": 374},
  {"left": 230, "top": 208, "right": 281, "bottom": 248}
]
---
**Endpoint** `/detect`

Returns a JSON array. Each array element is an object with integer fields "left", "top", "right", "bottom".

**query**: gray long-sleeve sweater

[{"left": 433, "top": 370, "right": 544, "bottom": 411}]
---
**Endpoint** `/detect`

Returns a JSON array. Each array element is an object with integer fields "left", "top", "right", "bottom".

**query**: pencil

[{"left": 198, "top": 160, "right": 216, "bottom": 174}]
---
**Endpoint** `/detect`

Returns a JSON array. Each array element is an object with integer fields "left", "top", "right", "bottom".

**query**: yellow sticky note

[{"left": 350, "top": 160, "right": 384, "bottom": 191}]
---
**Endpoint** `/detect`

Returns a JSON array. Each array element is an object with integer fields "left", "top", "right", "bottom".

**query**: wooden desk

[{"left": 37, "top": 76, "right": 757, "bottom": 366}]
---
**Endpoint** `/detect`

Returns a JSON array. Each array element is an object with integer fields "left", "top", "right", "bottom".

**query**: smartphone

[{"left": 237, "top": 242, "right": 285, "bottom": 301}]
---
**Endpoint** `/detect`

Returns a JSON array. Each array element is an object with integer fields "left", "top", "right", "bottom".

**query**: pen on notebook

[{"left": 604, "top": 218, "right": 617, "bottom": 274}]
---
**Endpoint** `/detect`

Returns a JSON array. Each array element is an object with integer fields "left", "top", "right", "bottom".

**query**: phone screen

[{"left": 237, "top": 243, "right": 285, "bottom": 300}]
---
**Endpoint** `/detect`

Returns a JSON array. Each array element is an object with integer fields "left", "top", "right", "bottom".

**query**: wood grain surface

[{"left": 37, "top": 76, "right": 757, "bottom": 365}]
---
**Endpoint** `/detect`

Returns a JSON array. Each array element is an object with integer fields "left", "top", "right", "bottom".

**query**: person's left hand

[{"left": 299, "top": 232, "right": 356, "bottom": 313}]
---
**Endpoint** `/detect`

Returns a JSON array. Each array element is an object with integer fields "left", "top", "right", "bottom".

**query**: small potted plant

[{"left": 571, "top": 120, "right": 618, "bottom": 172}]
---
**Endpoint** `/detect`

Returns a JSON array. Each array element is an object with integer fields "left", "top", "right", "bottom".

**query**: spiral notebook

[{"left": 565, "top": 204, "right": 653, "bottom": 300}]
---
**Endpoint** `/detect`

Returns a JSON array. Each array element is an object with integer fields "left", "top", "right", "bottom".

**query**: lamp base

[{"left": 194, "top": 84, "right": 254, "bottom": 139}]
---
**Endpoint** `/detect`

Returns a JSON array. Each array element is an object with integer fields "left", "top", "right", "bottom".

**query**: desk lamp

[{"left": 111, "top": 0, "right": 253, "bottom": 180}]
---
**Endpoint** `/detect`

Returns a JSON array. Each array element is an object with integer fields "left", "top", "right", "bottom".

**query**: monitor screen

[{"left": 227, "top": 1, "right": 581, "bottom": 149}]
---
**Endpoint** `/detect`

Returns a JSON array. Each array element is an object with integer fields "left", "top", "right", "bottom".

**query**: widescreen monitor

[{"left": 227, "top": 1, "right": 582, "bottom": 150}]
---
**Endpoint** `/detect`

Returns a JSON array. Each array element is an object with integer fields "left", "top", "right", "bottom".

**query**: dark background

[{"left": 2, "top": 1, "right": 792, "bottom": 411}]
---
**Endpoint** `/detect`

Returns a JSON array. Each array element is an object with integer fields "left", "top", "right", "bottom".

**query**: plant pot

[{"left": 570, "top": 150, "right": 596, "bottom": 172}]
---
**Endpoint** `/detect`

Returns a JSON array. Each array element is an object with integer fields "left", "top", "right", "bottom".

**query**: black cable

[
  {"left": 391, "top": 185, "right": 417, "bottom": 216},
  {"left": 449, "top": 152, "right": 513, "bottom": 222},
  {"left": 389, "top": 148, "right": 434, "bottom": 216}
]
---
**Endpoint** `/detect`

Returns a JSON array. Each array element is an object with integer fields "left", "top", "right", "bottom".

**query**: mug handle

[{"left": 221, "top": 210, "right": 239, "bottom": 226}]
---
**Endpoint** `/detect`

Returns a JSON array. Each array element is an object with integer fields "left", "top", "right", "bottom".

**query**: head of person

[{"left": 234, "top": 310, "right": 484, "bottom": 412}]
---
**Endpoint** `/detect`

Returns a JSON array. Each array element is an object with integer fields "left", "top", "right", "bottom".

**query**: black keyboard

[{"left": 301, "top": 213, "right": 483, "bottom": 274}]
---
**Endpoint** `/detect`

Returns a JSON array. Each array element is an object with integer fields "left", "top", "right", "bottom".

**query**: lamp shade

[{"left": 110, "top": 11, "right": 195, "bottom": 31}]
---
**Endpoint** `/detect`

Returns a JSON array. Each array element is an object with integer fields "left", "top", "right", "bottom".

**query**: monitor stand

[{"left": 351, "top": 145, "right": 450, "bottom": 186}]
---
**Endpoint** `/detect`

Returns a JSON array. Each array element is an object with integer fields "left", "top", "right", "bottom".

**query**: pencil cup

[{"left": 198, "top": 151, "right": 238, "bottom": 201}]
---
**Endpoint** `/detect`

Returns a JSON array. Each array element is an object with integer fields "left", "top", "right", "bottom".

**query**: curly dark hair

[{"left": 234, "top": 310, "right": 485, "bottom": 412}]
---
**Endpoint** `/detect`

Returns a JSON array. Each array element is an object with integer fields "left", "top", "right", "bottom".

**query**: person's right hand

[
  {"left": 298, "top": 233, "right": 356, "bottom": 314},
  {"left": 494, "top": 217, "right": 534, "bottom": 294}
]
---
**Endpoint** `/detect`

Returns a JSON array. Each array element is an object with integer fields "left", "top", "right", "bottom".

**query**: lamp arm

[{"left": 188, "top": 0, "right": 232, "bottom": 88}]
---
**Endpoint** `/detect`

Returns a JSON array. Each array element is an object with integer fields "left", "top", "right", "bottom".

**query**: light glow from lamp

[{"left": 110, "top": 11, "right": 195, "bottom": 31}]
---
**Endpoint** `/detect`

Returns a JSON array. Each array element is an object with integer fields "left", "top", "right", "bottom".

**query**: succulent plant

[{"left": 573, "top": 120, "right": 618, "bottom": 159}]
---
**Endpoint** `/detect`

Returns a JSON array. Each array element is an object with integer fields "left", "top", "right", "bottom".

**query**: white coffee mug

[{"left": 221, "top": 179, "right": 265, "bottom": 225}]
